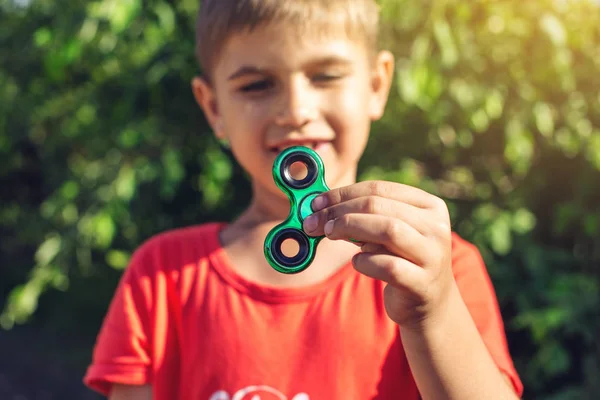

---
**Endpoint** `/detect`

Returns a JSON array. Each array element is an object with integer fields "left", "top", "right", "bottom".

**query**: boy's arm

[
  {"left": 399, "top": 283, "right": 520, "bottom": 400},
  {"left": 83, "top": 241, "right": 157, "bottom": 396},
  {"left": 303, "top": 181, "right": 522, "bottom": 400},
  {"left": 109, "top": 384, "right": 152, "bottom": 400}
]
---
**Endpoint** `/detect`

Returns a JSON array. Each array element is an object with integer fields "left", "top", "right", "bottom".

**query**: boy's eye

[
  {"left": 312, "top": 72, "right": 345, "bottom": 83},
  {"left": 239, "top": 80, "right": 273, "bottom": 93}
]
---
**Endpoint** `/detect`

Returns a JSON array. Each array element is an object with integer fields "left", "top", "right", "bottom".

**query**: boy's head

[
  {"left": 195, "top": 0, "right": 381, "bottom": 81},
  {"left": 191, "top": 0, "right": 394, "bottom": 201}
]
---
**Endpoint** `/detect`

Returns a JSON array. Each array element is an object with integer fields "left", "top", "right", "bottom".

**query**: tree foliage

[{"left": 1, "top": 0, "right": 599, "bottom": 398}]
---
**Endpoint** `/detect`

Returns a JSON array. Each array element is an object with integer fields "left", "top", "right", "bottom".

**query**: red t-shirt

[{"left": 84, "top": 222, "right": 523, "bottom": 399}]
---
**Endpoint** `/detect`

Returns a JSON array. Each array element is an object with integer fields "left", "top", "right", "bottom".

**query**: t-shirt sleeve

[
  {"left": 83, "top": 246, "right": 155, "bottom": 396},
  {"left": 451, "top": 233, "right": 524, "bottom": 397}
]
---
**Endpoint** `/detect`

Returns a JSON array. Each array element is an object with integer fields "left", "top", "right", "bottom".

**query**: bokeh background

[{"left": 1, "top": 0, "right": 599, "bottom": 398}]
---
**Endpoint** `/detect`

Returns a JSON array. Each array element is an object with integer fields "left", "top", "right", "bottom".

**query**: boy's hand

[{"left": 303, "top": 181, "right": 455, "bottom": 331}]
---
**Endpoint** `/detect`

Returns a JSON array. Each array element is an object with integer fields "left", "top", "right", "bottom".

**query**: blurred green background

[{"left": 1, "top": 0, "right": 599, "bottom": 398}]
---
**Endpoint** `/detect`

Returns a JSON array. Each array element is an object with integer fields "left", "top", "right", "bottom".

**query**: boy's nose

[{"left": 274, "top": 83, "right": 317, "bottom": 128}]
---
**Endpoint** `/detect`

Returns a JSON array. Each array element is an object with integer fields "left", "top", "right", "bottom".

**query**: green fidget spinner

[{"left": 264, "top": 146, "right": 329, "bottom": 274}]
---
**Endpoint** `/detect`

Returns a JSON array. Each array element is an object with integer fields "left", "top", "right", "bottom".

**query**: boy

[{"left": 84, "top": 0, "right": 524, "bottom": 399}]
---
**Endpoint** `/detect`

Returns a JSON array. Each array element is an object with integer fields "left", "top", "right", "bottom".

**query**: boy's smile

[
  {"left": 267, "top": 139, "right": 331, "bottom": 156},
  {"left": 193, "top": 23, "right": 393, "bottom": 217}
]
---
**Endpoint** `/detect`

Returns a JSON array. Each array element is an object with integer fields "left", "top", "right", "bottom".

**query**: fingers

[
  {"left": 303, "top": 196, "right": 428, "bottom": 237},
  {"left": 352, "top": 251, "right": 427, "bottom": 295},
  {"left": 312, "top": 181, "right": 448, "bottom": 212},
  {"left": 307, "top": 181, "right": 455, "bottom": 328},
  {"left": 324, "top": 213, "right": 429, "bottom": 265}
]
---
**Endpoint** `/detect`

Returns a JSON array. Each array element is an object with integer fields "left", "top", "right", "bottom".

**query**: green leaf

[
  {"left": 470, "top": 109, "right": 489, "bottom": 133},
  {"left": 512, "top": 208, "right": 537, "bottom": 234},
  {"left": 537, "top": 340, "right": 570, "bottom": 376},
  {"left": 88, "top": 0, "right": 141, "bottom": 33},
  {"left": 583, "top": 214, "right": 600, "bottom": 236},
  {"left": 540, "top": 13, "right": 566, "bottom": 46},
  {"left": 411, "top": 34, "right": 431, "bottom": 62},
  {"left": 155, "top": 1, "right": 175, "bottom": 35},
  {"left": 106, "top": 250, "right": 130, "bottom": 270},
  {"left": 505, "top": 120, "right": 534, "bottom": 176},
  {"left": 33, "top": 27, "right": 52, "bottom": 47},
  {"left": 62, "top": 203, "right": 79, "bottom": 225},
  {"left": 78, "top": 18, "right": 99, "bottom": 43},
  {"left": 35, "top": 234, "right": 62, "bottom": 266},
  {"left": 555, "top": 128, "right": 581, "bottom": 157},
  {"left": 119, "top": 128, "right": 141, "bottom": 148},
  {"left": 94, "top": 212, "right": 116, "bottom": 248},
  {"left": 60, "top": 181, "right": 80, "bottom": 201},
  {"left": 76, "top": 104, "right": 97, "bottom": 126},
  {"left": 1, "top": 284, "right": 41, "bottom": 327},
  {"left": 585, "top": 132, "right": 600, "bottom": 169},
  {"left": 487, "top": 213, "right": 512, "bottom": 255},
  {"left": 433, "top": 17, "right": 459, "bottom": 68},
  {"left": 534, "top": 102, "right": 555, "bottom": 137},
  {"left": 115, "top": 166, "right": 136, "bottom": 201},
  {"left": 485, "top": 89, "right": 505, "bottom": 120}
]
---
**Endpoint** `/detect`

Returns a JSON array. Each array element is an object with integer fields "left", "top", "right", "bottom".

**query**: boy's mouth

[{"left": 269, "top": 141, "right": 331, "bottom": 154}]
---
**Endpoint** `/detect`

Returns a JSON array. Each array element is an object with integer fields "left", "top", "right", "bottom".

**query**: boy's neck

[
  {"left": 219, "top": 212, "right": 359, "bottom": 288},
  {"left": 216, "top": 171, "right": 360, "bottom": 288},
  {"left": 247, "top": 187, "right": 293, "bottom": 224}
]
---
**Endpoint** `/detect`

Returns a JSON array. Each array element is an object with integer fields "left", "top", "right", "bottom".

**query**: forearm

[{"left": 399, "top": 283, "right": 519, "bottom": 400}]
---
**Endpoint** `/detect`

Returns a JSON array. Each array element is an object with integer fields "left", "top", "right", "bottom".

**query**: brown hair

[{"left": 195, "top": 0, "right": 381, "bottom": 79}]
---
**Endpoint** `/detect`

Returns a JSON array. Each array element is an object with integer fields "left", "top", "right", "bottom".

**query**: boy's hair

[{"left": 195, "top": 0, "right": 381, "bottom": 80}]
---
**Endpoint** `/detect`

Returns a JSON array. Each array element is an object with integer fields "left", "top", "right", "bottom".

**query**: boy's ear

[
  {"left": 191, "top": 76, "right": 226, "bottom": 140},
  {"left": 368, "top": 50, "right": 395, "bottom": 121}
]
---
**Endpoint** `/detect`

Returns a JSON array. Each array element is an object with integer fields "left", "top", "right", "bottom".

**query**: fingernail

[
  {"left": 324, "top": 220, "right": 334, "bottom": 236},
  {"left": 304, "top": 215, "right": 318, "bottom": 233},
  {"left": 312, "top": 195, "right": 327, "bottom": 211}
]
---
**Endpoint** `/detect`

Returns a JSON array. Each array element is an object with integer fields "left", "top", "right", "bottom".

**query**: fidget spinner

[{"left": 264, "top": 146, "right": 329, "bottom": 274}]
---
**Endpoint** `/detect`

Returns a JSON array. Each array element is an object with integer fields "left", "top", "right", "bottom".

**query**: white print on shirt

[{"left": 209, "top": 386, "right": 310, "bottom": 400}]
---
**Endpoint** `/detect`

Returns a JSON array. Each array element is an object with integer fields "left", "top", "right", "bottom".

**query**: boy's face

[{"left": 193, "top": 23, "right": 394, "bottom": 198}]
